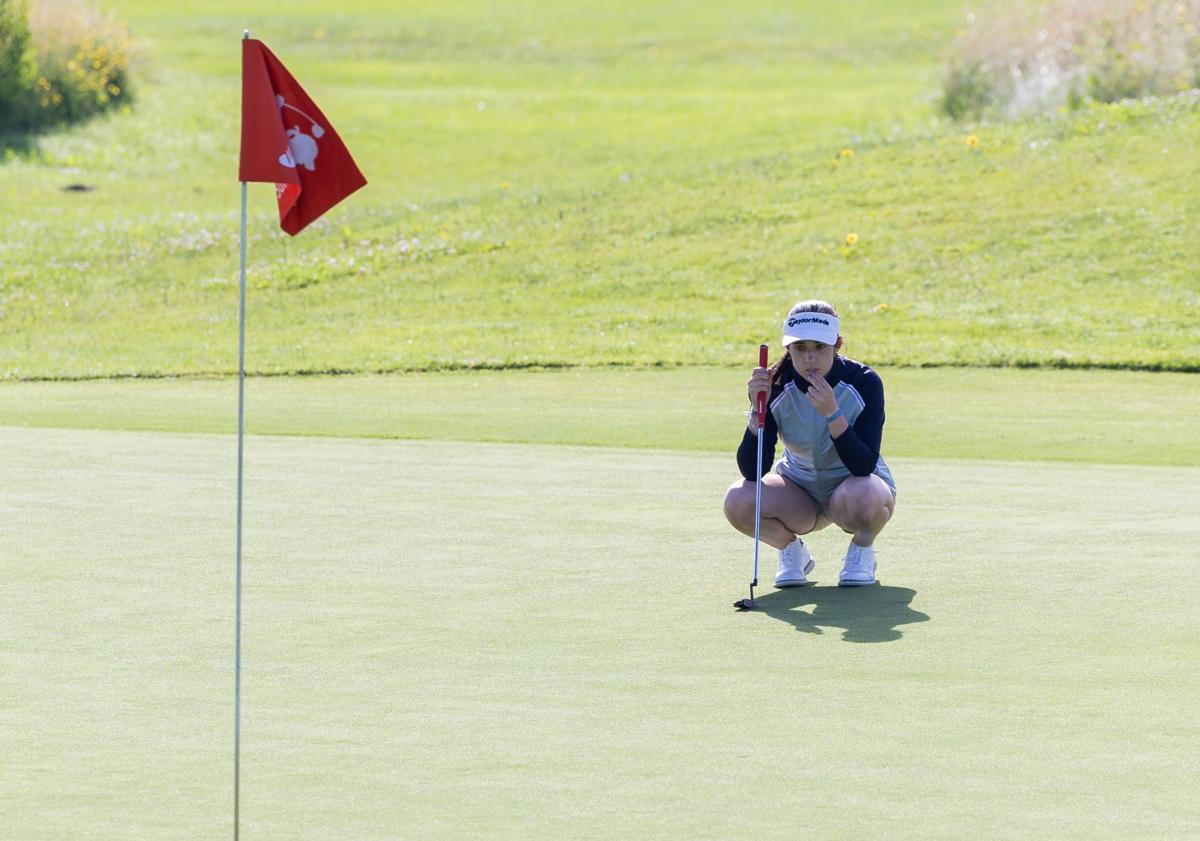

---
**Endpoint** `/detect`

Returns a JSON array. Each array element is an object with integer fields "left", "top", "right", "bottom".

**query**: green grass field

[
  {"left": 4, "top": 413, "right": 1198, "bottom": 839},
  {"left": 4, "top": 0, "right": 1200, "bottom": 837},
  {"left": 2, "top": 366, "right": 1200, "bottom": 465},
  {"left": 3, "top": 368, "right": 1199, "bottom": 837},
  {"left": 2, "top": 0, "right": 1198, "bottom": 377}
]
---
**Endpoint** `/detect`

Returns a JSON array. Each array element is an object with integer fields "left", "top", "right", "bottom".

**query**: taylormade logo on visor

[
  {"left": 782, "top": 312, "right": 840, "bottom": 346},
  {"left": 787, "top": 315, "right": 831, "bottom": 327}
]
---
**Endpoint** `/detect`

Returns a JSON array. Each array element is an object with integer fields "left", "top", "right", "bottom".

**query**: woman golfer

[{"left": 722, "top": 300, "right": 896, "bottom": 587}]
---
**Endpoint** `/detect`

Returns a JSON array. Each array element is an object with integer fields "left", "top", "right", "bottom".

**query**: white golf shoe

[
  {"left": 838, "top": 543, "right": 877, "bottom": 587},
  {"left": 774, "top": 539, "right": 815, "bottom": 587}
]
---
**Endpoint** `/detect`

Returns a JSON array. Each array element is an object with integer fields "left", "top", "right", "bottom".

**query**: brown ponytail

[{"left": 768, "top": 352, "right": 794, "bottom": 392}]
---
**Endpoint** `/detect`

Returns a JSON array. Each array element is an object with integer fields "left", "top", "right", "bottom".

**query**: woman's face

[{"left": 787, "top": 339, "right": 840, "bottom": 379}]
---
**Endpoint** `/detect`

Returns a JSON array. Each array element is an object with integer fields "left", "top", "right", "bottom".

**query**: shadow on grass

[{"left": 751, "top": 584, "right": 929, "bottom": 643}]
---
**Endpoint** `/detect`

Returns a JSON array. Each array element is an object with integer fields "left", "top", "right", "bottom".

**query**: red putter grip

[{"left": 756, "top": 344, "right": 769, "bottom": 428}]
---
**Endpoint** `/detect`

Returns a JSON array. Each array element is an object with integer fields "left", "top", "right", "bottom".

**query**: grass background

[
  {"left": 3, "top": 0, "right": 1199, "bottom": 837},
  {"left": 2, "top": 0, "right": 1198, "bottom": 377}
]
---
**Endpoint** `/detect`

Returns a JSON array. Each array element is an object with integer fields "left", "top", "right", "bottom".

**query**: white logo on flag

[{"left": 275, "top": 95, "right": 325, "bottom": 171}]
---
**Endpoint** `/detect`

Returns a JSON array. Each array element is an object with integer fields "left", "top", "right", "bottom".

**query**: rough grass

[{"left": 1, "top": 0, "right": 1198, "bottom": 378}]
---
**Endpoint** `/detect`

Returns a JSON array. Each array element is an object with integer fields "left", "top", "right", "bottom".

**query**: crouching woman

[{"left": 722, "top": 300, "right": 896, "bottom": 587}]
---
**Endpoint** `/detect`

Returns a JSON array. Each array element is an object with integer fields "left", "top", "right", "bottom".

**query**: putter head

[{"left": 733, "top": 598, "right": 756, "bottom": 611}]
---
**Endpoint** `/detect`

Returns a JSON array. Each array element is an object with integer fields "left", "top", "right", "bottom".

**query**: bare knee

[
  {"left": 723, "top": 481, "right": 755, "bottom": 529},
  {"left": 845, "top": 493, "right": 887, "bottom": 525},
  {"left": 830, "top": 477, "right": 893, "bottom": 530}
]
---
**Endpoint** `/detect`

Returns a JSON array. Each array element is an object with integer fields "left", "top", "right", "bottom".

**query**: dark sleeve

[
  {"left": 736, "top": 407, "right": 778, "bottom": 481},
  {"left": 831, "top": 371, "right": 885, "bottom": 476}
]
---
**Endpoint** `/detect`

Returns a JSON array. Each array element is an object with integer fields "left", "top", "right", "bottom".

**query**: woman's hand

[
  {"left": 746, "top": 366, "right": 771, "bottom": 408},
  {"left": 745, "top": 366, "right": 770, "bottom": 431},
  {"left": 800, "top": 371, "right": 838, "bottom": 417}
]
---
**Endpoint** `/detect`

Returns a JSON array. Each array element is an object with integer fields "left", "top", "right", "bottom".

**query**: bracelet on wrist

[{"left": 823, "top": 408, "right": 843, "bottom": 423}]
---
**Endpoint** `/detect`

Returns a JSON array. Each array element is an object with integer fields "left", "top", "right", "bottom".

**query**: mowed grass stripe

[
  {"left": 2, "top": 366, "right": 1198, "bottom": 466},
  {"left": 2, "top": 427, "right": 1197, "bottom": 839}
]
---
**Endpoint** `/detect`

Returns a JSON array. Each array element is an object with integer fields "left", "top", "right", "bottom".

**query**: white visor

[{"left": 782, "top": 312, "right": 839, "bottom": 346}]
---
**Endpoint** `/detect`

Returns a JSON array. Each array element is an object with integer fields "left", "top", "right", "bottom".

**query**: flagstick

[{"left": 236, "top": 30, "right": 249, "bottom": 841}]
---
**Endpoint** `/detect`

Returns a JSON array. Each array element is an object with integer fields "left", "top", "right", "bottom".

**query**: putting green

[{"left": 3, "top": 426, "right": 1196, "bottom": 839}]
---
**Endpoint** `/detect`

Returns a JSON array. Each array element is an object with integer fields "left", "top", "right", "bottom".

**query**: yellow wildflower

[
  {"left": 840, "top": 148, "right": 854, "bottom": 159},
  {"left": 966, "top": 134, "right": 980, "bottom": 149},
  {"left": 845, "top": 232, "right": 859, "bottom": 247}
]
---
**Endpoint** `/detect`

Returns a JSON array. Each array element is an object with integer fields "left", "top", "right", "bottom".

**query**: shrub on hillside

[
  {"left": 943, "top": 0, "right": 1200, "bottom": 118},
  {"left": 0, "top": 0, "right": 131, "bottom": 132},
  {"left": 0, "top": 0, "right": 37, "bottom": 129}
]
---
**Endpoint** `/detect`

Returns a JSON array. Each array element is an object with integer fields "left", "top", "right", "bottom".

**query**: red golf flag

[{"left": 239, "top": 39, "right": 366, "bottom": 236}]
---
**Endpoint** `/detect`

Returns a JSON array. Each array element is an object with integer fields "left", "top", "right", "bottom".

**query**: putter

[{"left": 734, "top": 343, "right": 770, "bottom": 611}]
